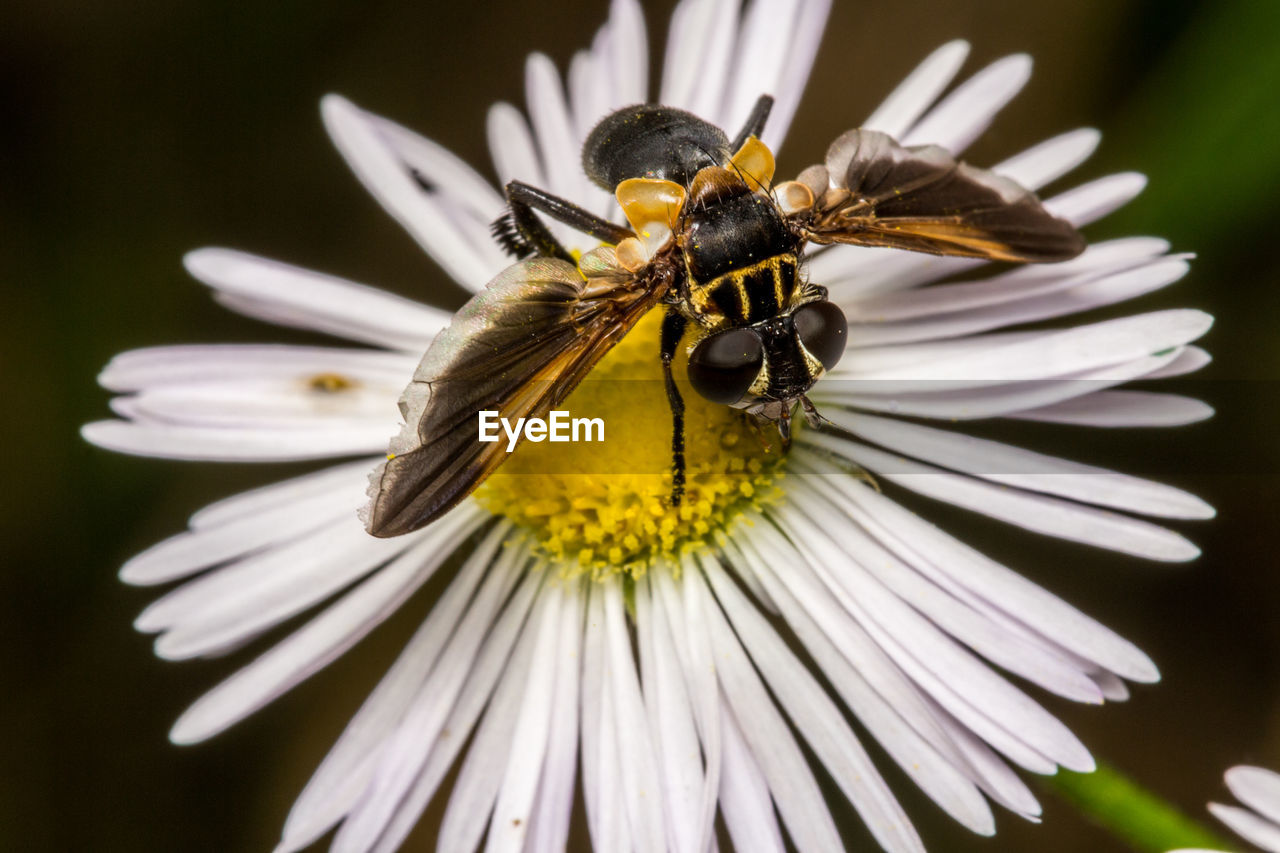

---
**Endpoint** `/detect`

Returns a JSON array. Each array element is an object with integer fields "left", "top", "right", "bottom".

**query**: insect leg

[
  {"left": 660, "top": 308, "right": 687, "bottom": 507},
  {"left": 494, "top": 181, "right": 634, "bottom": 261},
  {"left": 729, "top": 95, "right": 775, "bottom": 151}
]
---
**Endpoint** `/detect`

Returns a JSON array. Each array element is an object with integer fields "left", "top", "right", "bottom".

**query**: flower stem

[{"left": 1042, "top": 762, "right": 1233, "bottom": 852}]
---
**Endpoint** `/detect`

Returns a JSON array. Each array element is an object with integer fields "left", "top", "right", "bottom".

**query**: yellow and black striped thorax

[
  {"left": 687, "top": 253, "right": 799, "bottom": 325},
  {"left": 677, "top": 165, "right": 802, "bottom": 327}
]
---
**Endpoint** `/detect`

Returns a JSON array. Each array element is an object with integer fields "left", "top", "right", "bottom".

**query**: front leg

[{"left": 660, "top": 308, "right": 687, "bottom": 507}]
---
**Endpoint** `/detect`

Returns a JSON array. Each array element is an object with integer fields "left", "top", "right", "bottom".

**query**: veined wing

[
  {"left": 364, "top": 247, "right": 665, "bottom": 537},
  {"left": 790, "top": 129, "right": 1085, "bottom": 262}
]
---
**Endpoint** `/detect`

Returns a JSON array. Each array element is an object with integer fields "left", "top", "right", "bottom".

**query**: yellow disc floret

[{"left": 474, "top": 310, "right": 785, "bottom": 580}]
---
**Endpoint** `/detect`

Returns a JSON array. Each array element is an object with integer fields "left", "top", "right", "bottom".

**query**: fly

[{"left": 364, "top": 95, "right": 1085, "bottom": 537}]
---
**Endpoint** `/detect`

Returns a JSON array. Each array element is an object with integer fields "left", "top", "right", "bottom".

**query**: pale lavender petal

[
  {"left": 171, "top": 521, "right": 503, "bottom": 745},
  {"left": 730, "top": 533, "right": 996, "bottom": 833},
  {"left": 525, "top": 581, "right": 583, "bottom": 853},
  {"left": 694, "top": 564, "right": 846, "bottom": 853},
  {"left": 184, "top": 248, "right": 448, "bottom": 351},
  {"left": 486, "top": 581, "right": 566, "bottom": 853},
  {"left": 602, "top": 577, "right": 666, "bottom": 853},
  {"left": 761, "top": 0, "right": 832, "bottom": 153},
  {"left": 718, "top": 703, "right": 786, "bottom": 853},
  {"left": 1209, "top": 802, "right": 1280, "bottom": 853},
  {"left": 321, "top": 95, "right": 500, "bottom": 290},
  {"left": 1045, "top": 172, "right": 1148, "bottom": 225},
  {"left": 121, "top": 461, "right": 371, "bottom": 585},
  {"left": 365, "top": 564, "right": 541, "bottom": 853},
  {"left": 1227, "top": 766, "right": 1280, "bottom": 827},
  {"left": 994, "top": 128, "right": 1100, "bottom": 191},
  {"left": 1010, "top": 390, "right": 1215, "bottom": 427},
  {"left": 636, "top": 578, "right": 705, "bottom": 853},
  {"left": 98, "top": 344, "right": 418, "bottom": 393},
  {"left": 901, "top": 54, "right": 1032, "bottom": 153},
  {"left": 333, "top": 557, "right": 541, "bottom": 851},
  {"left": 830, "top": 411, "right": 1213, "bottom": 519},
  {"left": 787, "top": 452, "right": 1160, "bottom": 682},
  {"left": 862, "top": 41, "right": 970, "bottom": 139},
  {"left": 803, "top": 432, "right": 1200, "bottom": 561},
  {"left": 274, "top": 538, "right": 528, "bottom": 852},
  {"left": 666, "top": 0, "right": 738, "bottom": 119}
]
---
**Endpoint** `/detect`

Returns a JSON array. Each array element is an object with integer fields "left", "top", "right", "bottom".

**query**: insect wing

[
  {"left": 795, "top": 129, "right": 1085, "bottom": 262},
  {"left": 364, "top": 248, "right": 662, "bottom": 537}
]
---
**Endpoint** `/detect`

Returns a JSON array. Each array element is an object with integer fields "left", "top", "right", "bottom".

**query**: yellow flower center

[{"left": 474, "top": 310, "right": 786, "bottom": 579}]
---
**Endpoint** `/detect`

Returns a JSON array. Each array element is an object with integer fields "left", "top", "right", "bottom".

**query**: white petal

[
  {"left": 605, "top": 0, "right": 647, "bottom": 106},
  {"left": 186, "top": 248, "right": 449, "bottom": 351},
  {"left": 828, "top": 411, "right": 1213, "bottom": 519},
  {"left": 340, "top": 561, "right": 543, "bottom": 853},
  {"left": 425, "top": 590, "right": 543, "bottom": 853},
  {"left": 1227, "top": 766, "right": 1280, "bottom": 827},
  {"left": 488, "top": 101, "right": 547, "bottom": 189},
  {"left": 927, "top": 702, "right": 1043, "bottom": 819},
  {"left": 788, "top": 452, "right": 1160, "bottom": 682},
  {"left": 717, "top": 703, "right": 786, "bottom": 853},
  {"left": 171, "top": 522, "right": 503, "bottom": 745},
  {"left": 785, "top": 482, "right": 1106, "bottom": 702},
  {"left": 486, "top": 582, "right": 566, "bottom": 853},
  {"left": 602, "top": 577, "right": 666, "bottom": 853},
  {"left": 526, "top": 581, "right": 585, "bottom": 853},
  {"left": 112, "top": 376, "right": 402, "bottom": 433},
  {"left": 121, "top": 470, "right": 367, "bottom": 585},
  {"left": 525, "top": 52, "right": 594, "bottom": 207},
  {"left": 732, "top": 533, "right": 996, "bottom": 833},
  {"left": 656, "top": 564, "right": 722, "bottom": 853},
  {"left": 994, "top": 128, "right": 1100, "bottom": 191},
  {"left": 843, "top": 256, "right": 1190, "bottom": 347},
  {"left": 862, "top": 41, "right": 970, "bottom": 139},
  {"left": 760, "top": 0, "right": 832, "bottom": 153},
  {"left": 365, "top": 112, "right": 506, "bottom": 218},
  {"left": 768, "top": 505, "right": 1094, "bottom": 771},
  {"left": 816, "top": 349, "right": 1185, "bottom": 422},
  {"left": 1209, "top": 802, "right": 1280, "bottom": 853},
  {"left": 277, "top": 541, "right": 530, "bottom": 851},
  {"left": 1010, "top": 389, "right": 1214, "bottom": 427},
  {"left": 1045, "top": 171, "right": 1148, "bottom": 226},
  {"left": 134, "top": 515, "right": 401, "bottom": 633},
  {"left": 188, "top": 457, "right": 375, "bottom": 530},
  {"left": 665, "top": 0, "right": 738, "bottom": 119},
  {"left": 845, "top": 238, "right": 1169, "bottom": 323},
  {"left": 1147, "top": 344, "right": 1211, "bottom": 378},
  {"left": 804, "top": 433, "right": 1200, "bottom": 561},
  {"left": 367, "top": 564, "right": 541, "bottom": 853},
  {"left": 321, "top": 95, "right": 499, "bottom": 290},
  {"left": 83, "top": 419, "right": 390, "bottom": 462},
  {"left": 722, "top": 0, "right": 797, "bottom": 140},
  {"left": 837, "top": 309, "right": 1212, "bottom": 384},
  {"left": 637, "top": 578, "right": 705, "bottom": 853},
  {"left": 98, "top": 343, "right": 418, "bottom": 392},
  {"left": 901, "top": 54, "right": 1032, "bottom": 154},
  {"left": 152, "top": 507, "right": 482, "bottom": 660},
  {"left": 694, "top": 565, "right": 846, "bottom": 853},
  {"left": 581, "top": 585, "right": 630, "bottom": 851}
]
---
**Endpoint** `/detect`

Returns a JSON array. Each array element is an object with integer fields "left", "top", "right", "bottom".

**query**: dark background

[{"left": 4, "top": 0, "right": 1280, "bottom": 850}]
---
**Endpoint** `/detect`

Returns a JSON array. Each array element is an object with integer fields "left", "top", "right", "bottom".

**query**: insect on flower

[{"left": 364, "top": 98, "right": 1086, "bottom": 537}]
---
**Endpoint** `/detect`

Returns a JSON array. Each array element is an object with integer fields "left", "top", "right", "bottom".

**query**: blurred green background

[{"left": 4, "top": 0, "right": 1280, "bottom": 850}]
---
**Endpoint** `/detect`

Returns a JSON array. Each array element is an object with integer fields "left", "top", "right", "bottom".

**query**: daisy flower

[
  {"left": 84, "top": 1, "right": 1215, "bottom": 851},
  {"left": 1172, "top": 765, "right": 1280, "bottom": 852}
]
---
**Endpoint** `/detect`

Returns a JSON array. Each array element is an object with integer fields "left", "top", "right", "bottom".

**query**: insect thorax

[{"left": 678, "top": 170, "right": 801, "bottom": 326}]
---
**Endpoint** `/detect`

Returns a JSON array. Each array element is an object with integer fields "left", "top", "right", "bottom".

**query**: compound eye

[
  {"left": 688, "top": 328, "right": 764, "bottom": 405},
  {"left": 793, "top": 301, "right": 847, "bottom": 372}
]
